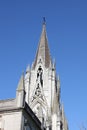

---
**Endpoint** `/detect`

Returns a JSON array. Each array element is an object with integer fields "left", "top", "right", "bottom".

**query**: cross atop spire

[
  {"left": 33, "top": 20, "right": 51, "bottom": 68},
  {"left": 43, "top": 17, "right": 46, "bottom": 25}
]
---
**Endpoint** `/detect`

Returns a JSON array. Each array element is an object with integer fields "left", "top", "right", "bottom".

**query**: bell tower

[{"left": 24, "top": 19, "right": 68, "bottom": 130}]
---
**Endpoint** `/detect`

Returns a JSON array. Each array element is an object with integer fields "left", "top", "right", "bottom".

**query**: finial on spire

[
  {"left": 43, "top": 17, "right": 46, "bottom": 25},
  {"left": 33, "top": 17, "right": 51, "bottom": 68},
  {"left": 17, "top": 73, "right": 25, "bottom": 91}
]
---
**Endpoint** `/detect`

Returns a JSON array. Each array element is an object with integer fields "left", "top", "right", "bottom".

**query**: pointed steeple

[
  {"left": 57, "top": 75, "right": 60, "bottom": 92},
  {"left": 61, "top": 103, "right": 68, "bottom": 130},
  {"left": 17, "top": 73, "right": 25, "bottom": 91},
  {"left": 33, "top": 19, "right": 51, "bottom": 68},
  {"left": 16, "top": 73, "right": 26, "bottom": 107},
  {"left": 26, "top": 65, "right": 30, "bottom": 73}
]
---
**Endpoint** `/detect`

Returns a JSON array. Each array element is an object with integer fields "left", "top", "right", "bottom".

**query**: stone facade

[
  {"left": 24, "top": 22, "right": 68, "bottom": 130},
  {"left": 0, "top": 76, "right": 44, "bottom": 130},
  {"left": 0, "top": 21, "right": 68, "bottom": 130}
]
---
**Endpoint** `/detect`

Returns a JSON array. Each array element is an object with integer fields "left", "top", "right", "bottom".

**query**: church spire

[{"left": 33, "top": 19, "right": 51, "bottom": 68}]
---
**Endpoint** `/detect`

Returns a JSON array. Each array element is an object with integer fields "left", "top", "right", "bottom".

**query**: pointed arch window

[{"left": 37, "top": 66, "right": 43, "bottom": 87}]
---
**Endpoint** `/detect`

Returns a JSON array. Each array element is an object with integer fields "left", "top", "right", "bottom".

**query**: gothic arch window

[{"left": 37, "top": 66, "right": 43, "bottom": 87}]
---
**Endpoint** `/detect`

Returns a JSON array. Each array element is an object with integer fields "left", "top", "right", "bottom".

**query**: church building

[{"left": 0, "top": 20, "right": 68, "bottom": 130}]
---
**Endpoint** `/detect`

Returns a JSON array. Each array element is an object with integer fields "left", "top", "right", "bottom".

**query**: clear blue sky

[{"left": 0, "top": 0, "right": 87, "bottom": 130}]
